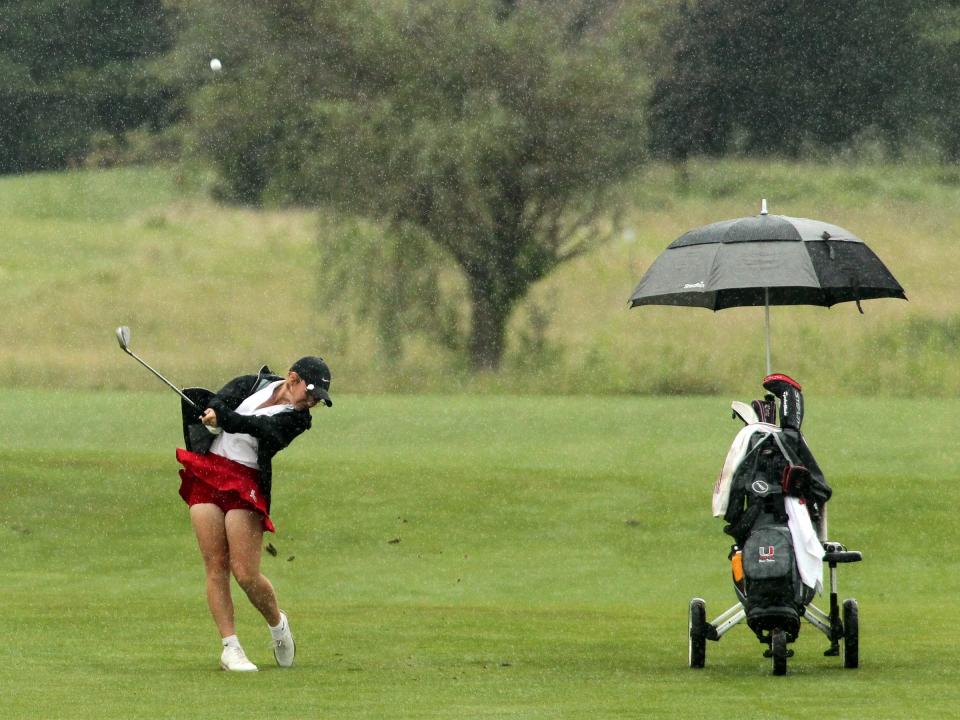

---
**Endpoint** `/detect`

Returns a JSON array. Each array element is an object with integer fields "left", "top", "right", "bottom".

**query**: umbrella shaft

[{"left": 765, "top": 289, "right": 771, "bottom": 375}]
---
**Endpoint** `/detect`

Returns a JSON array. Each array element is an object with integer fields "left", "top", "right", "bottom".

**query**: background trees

[
  {"left": 646, "top": 0, "right": 936, "bottom": 160},
  {"left": 916, "top": 1, "right": 960, "bottom": 162},
  {"left": 8, "top": 0, "right": 960, "bottom": 174},
  {"left": 0, "top": 0, "right": 179, "bottom": 172},
  {"left": 650, "top": 0, "right": 960, "bottom": 158}
]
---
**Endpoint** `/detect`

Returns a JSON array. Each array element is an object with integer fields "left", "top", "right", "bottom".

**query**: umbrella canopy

[
  {"left": 628, "top": 204, "right": 907, "bottom": 372},
  {"left": 629, "top": 213, "right": 906, "bottom": 310}
]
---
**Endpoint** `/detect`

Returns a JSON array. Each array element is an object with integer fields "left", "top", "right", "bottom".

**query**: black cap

[{"left": 290, "top": 356, "right": 333, "bottom": 407}]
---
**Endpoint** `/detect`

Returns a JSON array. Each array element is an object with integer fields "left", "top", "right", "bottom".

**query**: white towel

[{"left": 785, "top": 496, "right": 824, "bottom": 594}]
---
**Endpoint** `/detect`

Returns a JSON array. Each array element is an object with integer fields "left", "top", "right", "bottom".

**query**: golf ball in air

[{"left": 210, "top": 58, "right": 222, "bottom": 72}]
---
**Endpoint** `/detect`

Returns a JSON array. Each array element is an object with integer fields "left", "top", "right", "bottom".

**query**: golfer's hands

[{"left": 200, "top": 408, "right": 219, "bottom": 428}]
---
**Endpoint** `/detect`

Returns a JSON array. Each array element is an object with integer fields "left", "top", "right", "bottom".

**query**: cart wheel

[
  {"left": 843, "top": 599, "right": 859, "bottom": 669},
  {"left": 688, "top": 598, "right": 707, "bottom": 669},
  {"left": 771, "top": 629, "right": 788, "bottom": 676}
]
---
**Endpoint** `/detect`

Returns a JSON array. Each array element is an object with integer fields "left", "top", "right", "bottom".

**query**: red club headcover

[{"left": 763, "top": 373, "right": 802, "bottom": 393}]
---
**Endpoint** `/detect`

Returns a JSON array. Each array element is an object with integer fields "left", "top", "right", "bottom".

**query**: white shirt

[{"left": 210, "top": 380, "right": 292, "bottom": 469}]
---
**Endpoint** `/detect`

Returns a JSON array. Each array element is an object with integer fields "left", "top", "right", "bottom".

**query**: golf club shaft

[{"left": 122, "top": 348, "right": 199, "bottom": 408}]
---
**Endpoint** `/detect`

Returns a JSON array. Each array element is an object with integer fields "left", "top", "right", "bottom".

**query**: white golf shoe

[
  {"left": 220, "top": 644, "right": 258, "bottom": 672},
  {"left": 272, "top": 611, "right": 296, "bottom": 668}
]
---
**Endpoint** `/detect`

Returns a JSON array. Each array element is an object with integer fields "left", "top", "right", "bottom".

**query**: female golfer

[{"left": 175, "top": 357, "right": 332, "bottom": 672}]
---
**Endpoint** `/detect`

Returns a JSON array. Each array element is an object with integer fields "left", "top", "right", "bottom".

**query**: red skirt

[{"left": 176, "top": 448, "right": 275, "bottom": 533}]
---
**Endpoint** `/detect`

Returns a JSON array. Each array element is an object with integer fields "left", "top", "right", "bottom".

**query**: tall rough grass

[{"left": 1, "top": 160, "right": 955, "bottom": 396}]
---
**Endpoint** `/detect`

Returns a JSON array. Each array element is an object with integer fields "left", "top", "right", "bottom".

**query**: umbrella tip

[{"left": 760, "top": 198, "right": 768, "bottom": 215}]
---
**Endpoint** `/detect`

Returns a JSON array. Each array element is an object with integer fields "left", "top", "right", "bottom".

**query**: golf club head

[
  {"left": 115, "top": 325, "right": 131, "bottom": 351},
  {"left": 115, "top": 325, "right": 199, "bottom": 410}
]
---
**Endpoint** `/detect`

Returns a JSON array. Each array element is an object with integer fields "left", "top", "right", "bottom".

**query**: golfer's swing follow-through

[{"left": 115, "top": 326, "right": 333, "bottom": 672}]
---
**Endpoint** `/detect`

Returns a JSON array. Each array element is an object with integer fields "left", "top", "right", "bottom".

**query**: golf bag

[
  {"left": 722, "top": 411, "right": 831, "bottom": 641},
  {"left": 691, "top": 375, "right": 861, "bottom": 675}
]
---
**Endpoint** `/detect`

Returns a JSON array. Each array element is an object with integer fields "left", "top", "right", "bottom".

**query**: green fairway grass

[{"left": 3, "top": 390, "right": 958, "bottom": 718}]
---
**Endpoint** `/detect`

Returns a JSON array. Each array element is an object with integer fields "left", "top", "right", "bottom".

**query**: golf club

[{"left": 115, "top": 325, "right": 199, "bottom": 409}]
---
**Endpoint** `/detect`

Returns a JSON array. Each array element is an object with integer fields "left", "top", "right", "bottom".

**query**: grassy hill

[{"left": 2, "top": 160, "right": 956, "bottom": 396}]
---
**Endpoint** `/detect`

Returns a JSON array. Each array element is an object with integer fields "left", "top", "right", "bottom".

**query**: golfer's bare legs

[
  {"left": 225, "top": 509, "right": 281, "bottom": 627},
  {"left": 190, "top": 504, "right": 235, "bottom": 637}
]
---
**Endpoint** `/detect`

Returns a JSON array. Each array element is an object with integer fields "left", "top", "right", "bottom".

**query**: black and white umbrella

[{"left": 629, "top": 201, "right": 907, "bottom": 373}]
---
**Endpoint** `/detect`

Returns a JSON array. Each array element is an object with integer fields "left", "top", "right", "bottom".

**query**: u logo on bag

[{"left": 759, "top": 546, "right": 775, "bottom": 563}]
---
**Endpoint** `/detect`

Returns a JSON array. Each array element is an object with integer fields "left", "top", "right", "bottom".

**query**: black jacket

[{"left": 181, "top": 366, "right": 312, "bottom": 512}]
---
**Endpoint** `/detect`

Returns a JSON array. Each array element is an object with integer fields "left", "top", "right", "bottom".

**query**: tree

[
  {"left": 647, "top": 0, "right": 932, "bottom": 159},
  {"left": 0, "top": 0, "right": 180, "bottom": 173},
  {"left": 178, "top": 0, "right": 649, "bottom": 370},
  {"left": 914, "top": 1, "right": 960, "bottom": 162}
]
